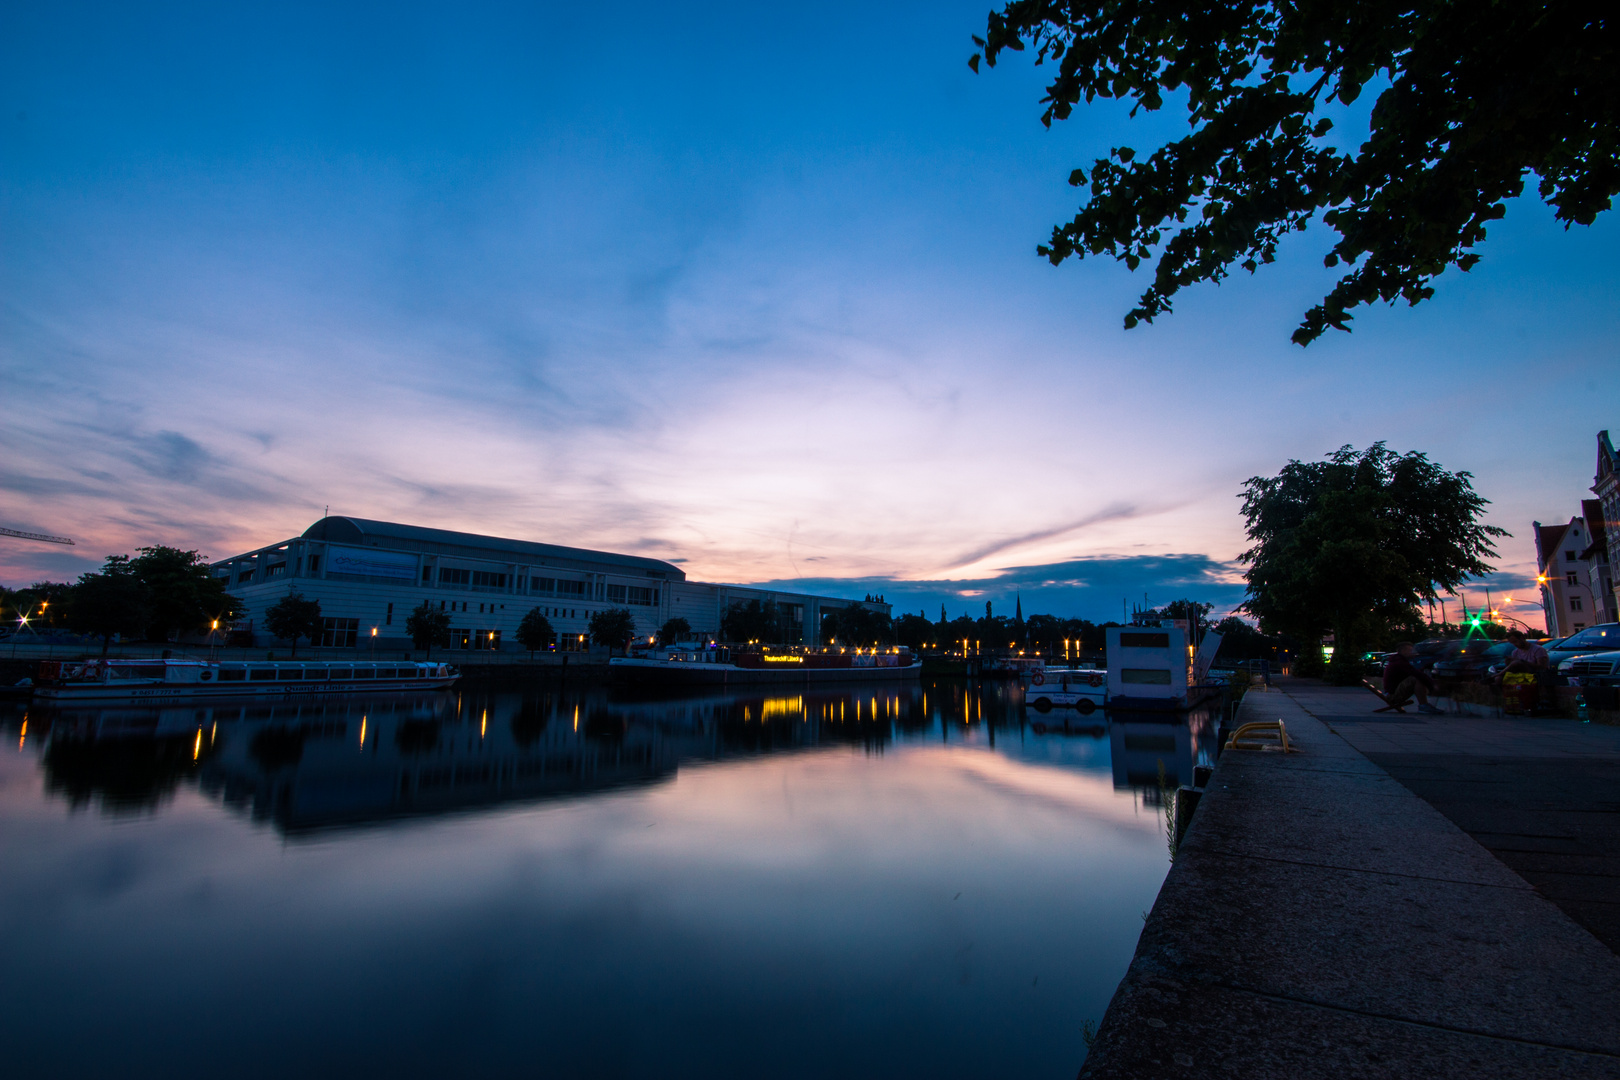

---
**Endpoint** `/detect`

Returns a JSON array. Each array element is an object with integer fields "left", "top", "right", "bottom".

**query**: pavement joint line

[
  {"left": 1193, "top": 979, "right": 1620, "bottom": 1060},
  {"left": 1178, "top": 843, "right": 1535, "bottom": 890}
]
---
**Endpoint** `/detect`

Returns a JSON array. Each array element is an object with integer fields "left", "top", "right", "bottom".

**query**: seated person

[
  {"left": 1501, "top": 629, "right": 1550, "bottom": 676},
  {"left": 1383, "top": 642, "right": 1442, "bottom": 714}
]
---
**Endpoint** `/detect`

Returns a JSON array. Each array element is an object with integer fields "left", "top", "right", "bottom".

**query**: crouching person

[{"left": 1384, "top": 642, "right": 1442, "bottom": 715}]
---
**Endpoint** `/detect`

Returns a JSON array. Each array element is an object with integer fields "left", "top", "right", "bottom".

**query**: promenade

[{"left": 1080, "top": 678, "right": 1620, "bottom": 1079}]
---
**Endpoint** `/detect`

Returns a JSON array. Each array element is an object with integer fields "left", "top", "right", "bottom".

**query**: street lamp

[{"left": 370, "top": 626, "right": 377, "bottom": 660}]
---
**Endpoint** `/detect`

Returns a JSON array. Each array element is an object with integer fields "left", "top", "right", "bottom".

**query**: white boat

[
  {"left": 1024, "top": 666, "right": 1108, "bottom": 713},
  {"left": 32, "top": 658, "right": 458, "bottom": 701}
]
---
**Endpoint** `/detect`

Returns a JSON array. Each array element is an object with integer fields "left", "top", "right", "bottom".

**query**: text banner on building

[{"left": 328, "top": 545, "right": 418, "bottom": 580}]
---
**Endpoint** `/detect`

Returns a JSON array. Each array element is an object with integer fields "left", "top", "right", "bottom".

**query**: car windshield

[{"left": 1559, "top": 625, "right": 1620, "bottom": 650}]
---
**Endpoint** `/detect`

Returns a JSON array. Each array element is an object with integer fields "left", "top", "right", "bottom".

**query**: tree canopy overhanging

[{"left": 971, "top": 2, "right": 1618, "bottom": 344}]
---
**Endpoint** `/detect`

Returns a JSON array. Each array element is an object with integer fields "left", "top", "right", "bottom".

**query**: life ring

[
  {"left": 1088, "top": 673, "right": 1102, "bottom": 687},
  {"left": 1031, "top": 671, "right": 1045, "bottom": 686},
  {"left": 199, "top": 670, "right": 213, "bottom": 681}
]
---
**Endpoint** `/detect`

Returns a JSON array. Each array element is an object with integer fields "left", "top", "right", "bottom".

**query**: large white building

[{"left": 212, "top": 517, "right": 887, "bottom": 652}]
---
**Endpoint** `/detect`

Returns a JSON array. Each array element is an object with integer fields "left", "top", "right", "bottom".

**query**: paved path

[
  {"left": 1284, "top": 681, "right": 1620, "bottom": 954},
  {"left": 1079, "top": 680, "right": 1620, "bottom": 1079}
]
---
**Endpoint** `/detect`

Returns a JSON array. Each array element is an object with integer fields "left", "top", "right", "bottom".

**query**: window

[
  {"left": 249, "top": 669, "right": 277, "bottom": 681},
  {"left": 1119, "top": 632, "right": 1170, "bottom": 648},
  {"left": 475, "top": 629, "right": 501, "bottom": 650},
  {"left": 320, "top": 617, "right": 359, "bottom": 648},
  {"left": 386, "top": 602, "right": 393, "bottom": 625},
  {"left": 237, "top": 569, "right": 255, "bottom": 583},
  {"left": 439, "top": 567, "right": 471, "bottom": 585},
  {"left": 329, "top": 668, "right": 353, "bottom": 679},
  {"left": 1567, "top": 550, "right": 1578, "bottom": 561},
  {"left": 1568, "top": 572, "right": 1580, "bottom": 586},
  {"left": 531, "top": 576, "right": 556, "bottom": 595},
  {"left": 309, "top": 555, "right": 321, "bottom": 573},
  {"left": 218, "top": 667, "right": 246, "bottom": 681},
  {"left": 607, "top": 584, "right": 627, "bottom": 603},
  {"left": 557, "top": 580, "right": 589, "bottom": 599},
  {"left": 453, "top": 629, "right": 472, "bottom": 649},
  {"left": 627, "top": 586, "right": 654, "bottom": 606},
  {"left": 266, "top": 563, "right": 286, "bottom": 577},
  {"left": 278, "top": 668, "right": 303, "bottom": 681},
  {"left": 470, "top": 570, "right": 506, "bottom": 588},
  {"left": 1570, "top": 596, "right": 1584, "bottom": 612}
]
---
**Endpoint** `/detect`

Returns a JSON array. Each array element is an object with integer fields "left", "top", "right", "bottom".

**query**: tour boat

[
  {"left": 1024, "top": 666, "right": 1109, "bottom": 713},
  {"left": 31, "top": 658, "right": 458, "bottom": 701},
  {"left": 610, "top": 644, "right": 921, "bottom": 685}
]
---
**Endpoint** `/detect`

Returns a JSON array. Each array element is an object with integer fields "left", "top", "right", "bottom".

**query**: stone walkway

[
  {"left": 1078, "top": 679, "right": 1620, "bottom": 1079},
  {"left": 1285, "top": 681, "right": 1620, "bottom": 953}
]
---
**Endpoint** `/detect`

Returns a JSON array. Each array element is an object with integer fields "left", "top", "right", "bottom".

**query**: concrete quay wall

[{"left": 1079, "top": 680, "right": 1620, "bottom": 1079}]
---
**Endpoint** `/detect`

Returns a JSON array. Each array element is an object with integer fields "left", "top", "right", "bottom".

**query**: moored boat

[
  {"left": 32, "top": 658, "right": 458, "bottom": 701},
  {"left": 610, "top": 644, "right": 921, "bottom": 685},
  {"left": 1024, "top": 666, "right": 1109, "bottom": 713}
]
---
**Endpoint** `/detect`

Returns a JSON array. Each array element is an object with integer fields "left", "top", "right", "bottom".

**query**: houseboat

[
  {"left": 31, "top": 658, "right": 458, "bottom": 701},
  {"left": 610, "top": 644, "right": 921, "bottom": 686},
  {"left": 1024, "top": 666, "right": 1109, "bottom": 713}
]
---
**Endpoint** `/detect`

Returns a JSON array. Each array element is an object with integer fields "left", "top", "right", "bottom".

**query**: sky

[{"left": 3, "top": 1, "right": 1617, "bottom": 626}]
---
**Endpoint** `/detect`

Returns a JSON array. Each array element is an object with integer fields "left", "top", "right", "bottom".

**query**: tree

[
  {"left": 405, "top": 602, "right": 452, "bottom": 658},
  {"left": 128, "top": 546, "right": 242, "bottom": 641},
  {"left": 589, "top": 608, "right": 637, "bottom": 655},
  {"left": 721, "top": 599, "right": 793, "bottom": 644},
  {"left": 971, "top": 3, "right": 1618, "bottom": 344},
  {"left": 657, "top": 617, "right": 692, "bottom": 644},
  {"left": 516, "top": 608, "right": 555, "bottom": 658},
  {"left": 1239, "top": 443, "right": 1505, "bottom": 682},
  {"left": 64, "top": 557, "right": 152, "bottom": 655},
  {"left": 263, "top": 591, "right": 323, "bottom": 657},
  {"left": 822, "top": 604, "right": 895, "bottom": 648}
]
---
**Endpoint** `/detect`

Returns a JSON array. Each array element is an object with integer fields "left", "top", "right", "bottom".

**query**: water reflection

[
  {"left": 1, "top": 679, "right": 1207, "bottom": 1080},
  {"left": 19, "top": 681, "right": 1214, "bottom": 835}
]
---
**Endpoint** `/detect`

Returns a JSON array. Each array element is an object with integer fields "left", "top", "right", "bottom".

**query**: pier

[{"left": 1081, "top": 678, "right": 1620, "bottom": 1078}]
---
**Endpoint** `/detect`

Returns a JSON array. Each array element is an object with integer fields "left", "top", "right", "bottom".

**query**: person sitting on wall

[
  {"left": 1501, "top": 630, "right": 1550, "bottom": 677},
  {"left": 1383, "top": 642, "right": 1443, "bottom": 715}
]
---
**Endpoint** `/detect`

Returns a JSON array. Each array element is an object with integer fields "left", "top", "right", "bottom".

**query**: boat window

[
  {"left": 249, "top": 669, "right": 277, "bottom": 681},
  {"left": 110, "top": 665, "right": 167, "bottom": 680},
  {"left": 353, "top": 668, "right": 375, "bottom": 679},
  {"left": 303, "top": 668, "right": 328, "bottom": 679},
  {"left": 277, "top": 669, "right": 304, "bottom": 681},
  {"left": 218, "top": 668, "right": 246, "bottom": 681},
  {"left": 373, "top": 668, "right": 397, "bottom": 678},
  {"left": 328, "top": 668, "right": 353, "bottom": 679}
]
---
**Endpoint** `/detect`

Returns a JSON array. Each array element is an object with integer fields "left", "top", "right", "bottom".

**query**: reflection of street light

[{"left": 370, "top": 626, "right": 377, "bottom": 660}]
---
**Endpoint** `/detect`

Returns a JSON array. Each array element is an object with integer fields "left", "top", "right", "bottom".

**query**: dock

[{"left": 1080, "top": 678, "right": 1620, "bottom": 1078}]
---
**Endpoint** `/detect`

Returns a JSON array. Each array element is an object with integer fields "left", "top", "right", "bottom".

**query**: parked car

[
  {"left": 1431, "top": 640, "right": 1516, "bottom": 682},
  {"left": 1547, "top": 624, "right": 1620, "bottom": 670},
  {"left": 1373, "top": 639, "right": 1450, "bottom": 675},
  {"left": 1558, "top": 650, "right": 1620, "bottom": 687}
]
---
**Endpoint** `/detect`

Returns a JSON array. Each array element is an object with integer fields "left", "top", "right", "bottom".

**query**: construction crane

[{"left": 0, "top": 526, "right": 74, "bottom": 545}]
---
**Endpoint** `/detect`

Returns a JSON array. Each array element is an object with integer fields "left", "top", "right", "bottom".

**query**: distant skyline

[{"left": 3, "top": 2, "right": 1615, "bottom": 626}]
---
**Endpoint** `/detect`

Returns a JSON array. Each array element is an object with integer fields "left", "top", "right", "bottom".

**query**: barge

[{"left": 32, "top": 658, "right": 458, "bottom": 701}]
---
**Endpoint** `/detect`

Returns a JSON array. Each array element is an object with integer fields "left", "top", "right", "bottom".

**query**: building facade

[
  {"left": 1592, "top": 430, "right": 1620, "bottom": 621},
  {"left": 1535, "top": 511, "right": 1607, "bottom": 637},
  {"left": 213, "top": 517, "right": 888, "bottom": 652}
]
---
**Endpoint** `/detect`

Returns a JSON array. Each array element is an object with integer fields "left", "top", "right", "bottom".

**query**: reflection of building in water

[
  {"left": 1107, "top": 706, "right": 1217, "bottom": 792},
  {"left": 31, "top": 683, "right": 933, "bottom": 836}
]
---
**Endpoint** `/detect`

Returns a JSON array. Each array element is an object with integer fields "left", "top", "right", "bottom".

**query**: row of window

[
  {"left": 218, "top": 667, "right": 423, "bottom": 682},
  {"left": 606, "top": 584, "right": 656, "bottom": 606}
]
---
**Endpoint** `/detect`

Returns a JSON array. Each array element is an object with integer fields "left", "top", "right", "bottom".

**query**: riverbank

[{"left": 1080, "top": 677, "right": 1620, "bottom": 1078}]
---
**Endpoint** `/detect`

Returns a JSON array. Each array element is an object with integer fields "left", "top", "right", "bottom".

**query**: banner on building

[{"left": 327, "top": 545, "right": 418, "bottom": 580}]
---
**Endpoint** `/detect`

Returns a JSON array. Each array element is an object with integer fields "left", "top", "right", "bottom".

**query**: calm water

[{"left": 0, "top": 678, "right": 1211, "bottom": 1079}]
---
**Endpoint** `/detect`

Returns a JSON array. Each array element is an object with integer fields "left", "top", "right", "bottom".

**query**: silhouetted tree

[
  {"left": 589, "top": 608, "right": 637, "bottom": 655},
  {"left": 405, "top": 602, "right": 452, "bottom": 658},
  {"left": 971, "top": 2, "right": 1618, "bottom": 343},
  {"left": 128, "top": 546, "right": 241, "bottom": 641},
  {"left": 1240, "top": 443, "right": 1504, "bottom": 683},
  {"left": 657, "top": 617, "right": 692, "bottom": 644},
  {"left": 64, "top": 557, "right": 152, "bottom": 655},
  {"left": 516, "top": 608, "right": 555, "bottom": 658},
  {"left": 263, "top": 591, "right": 323, "bottom": 657}
]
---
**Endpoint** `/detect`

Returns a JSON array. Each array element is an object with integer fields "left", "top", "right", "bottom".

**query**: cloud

[
  {"left": 942, "top": 502, "right": 1144, "bottom": 571},
  {"left": 751, "top": 553, "right": 1249, "bottom": 623}
]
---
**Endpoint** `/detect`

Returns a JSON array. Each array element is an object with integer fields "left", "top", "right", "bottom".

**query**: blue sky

[{"left": 3, "top": 1, "right": 1616, "bottom": 626}]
